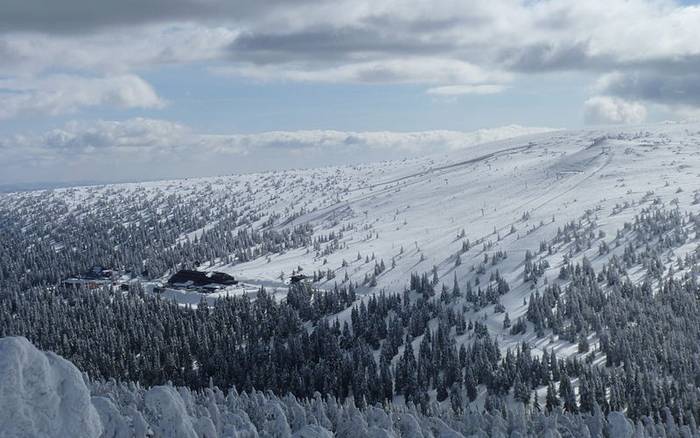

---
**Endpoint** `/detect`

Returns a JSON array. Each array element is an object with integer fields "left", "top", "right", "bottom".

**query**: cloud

[
  {"left": 0, "top": 25, "right": 237, "bottom": 76},
  {"left": 2, "top": 1, "right": 699, "bottom": 80},
  {"left": 213, "top": 57, "right": 510, "bottom": 86},
  {"left": 227, "top": 26, "right": 449, "bottom": 63},
  {"left": 0, "top": 0, "right": 270, "bottom": 34},
  {"left": 17, "top": 119, "right": 556, "bottom": 155},
  {"left": 0, "top": 75, "right": 164, "bottom": 119},
  {"left": 0, "top": 0, "right": 699, "bottom": 122},
  {"left": 426, "top": 84, "right": 507, "bottom": 96},
  {"left": 583, "top": 96, "right": 647, "bottom": 125},
  {"left": 502, "top": 41, "right": 614, "bottom": 73},
  {"left": 205, "top": 125, "right": 555, "bottom": 154},
  {"left": 0, "top": 118, "right": 557, "bottom": 183},
  {"left": 217, "top": 0, "right": 700, "bottom": 79},
  {"left": 595, "top": 69, "right": 700, "bottom": 107},
  {"left": 41, "top": 118, "right": 188, "bottom": 152}
]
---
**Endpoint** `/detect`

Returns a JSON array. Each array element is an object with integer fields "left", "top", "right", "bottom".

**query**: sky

[{"left": 1, "top": 0, "right": 699, "bottom": 185}]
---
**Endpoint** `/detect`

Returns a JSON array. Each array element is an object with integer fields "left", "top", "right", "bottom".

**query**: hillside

[
  {"left": 4, "top": 122, "right": 699, "bottom": 326},
  {"left": 2, "top": 122, "right": 700, "bottom": 436}
]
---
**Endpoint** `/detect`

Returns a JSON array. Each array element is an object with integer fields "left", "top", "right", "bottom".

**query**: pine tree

[
  {"left": 532, "top": 392, "right": 542, "bottom": 412},
  {"left": 436, "top": 375, "right": 449, "bottom": 402},
  {"left": 452, "top": 273, "right": 461, "bottom": 298},
  {"left": 503, "top": 312, "right": 511, "bottom": 329},
  {"left": 449, "top": 384, "right": 464, "bottom": 415},
  {"left": 513, "top": 372, "right": 530, "bottom": 405},
  {"left": 546, "top": 382, "right": 560, "bottom": 413},
  {"left": 559, "top": 375, "right": 577, "bottom": 413},
  {"left": 465, "top": 368, "right": 478, "bottom": 402}
]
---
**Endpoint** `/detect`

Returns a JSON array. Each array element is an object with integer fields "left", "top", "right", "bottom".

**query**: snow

[
  {"left": 0, "top": 336, "right": 686, "bottom": 437},
  {"left": 200, "top": 123, "right": 700, "bottom": 358},
  {"left": 0, "top": 336, "right": 103, "bottom": 438},
  {"left": 607, "top": 411, "right": 634, "bottom": 438},
  {"left": 4, "top": 122, "right": 700, "bottom": 432},
  {"left": 92, "top": 396, "right": 131, "bottom": 438},
  {"left": 0, "top": 337, "right": 339, "bottom": 437},
  {"left": 144, "top": 386, "right": 200, "bottom": 438},
  {"left": 153, "top": 282, "right": 271, "bottom": 308},
  {"left": 6, "top": 122, "right": 700, "bottom": 358},
  {"left": 292, "top": 425, "right": 334, "bottom": 438}
]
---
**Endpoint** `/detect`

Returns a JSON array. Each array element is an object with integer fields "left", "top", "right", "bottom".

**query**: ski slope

[
  {"left": 223, "top": 123, "right": 699, "bottom": 286},
  {"left": 200, "top": 122, "right": 700, "bottom": 359}
]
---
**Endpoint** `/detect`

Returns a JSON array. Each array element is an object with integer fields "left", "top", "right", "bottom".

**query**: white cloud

[
  {"left": 1, "top": 0, "right": 699, "bottom": 122},
  {"left": 202, "top": 125, "right": 554, "bottom": 154},
  {"left": 15, "top": 119, "right": 555, "bottom": 155},
  {"left": 213, "top": 58, "right": 511, "bottom": 87},
  {"left": 668, "top": 105, "right": 700, "bottom": 122},
  {"left": 42, "top": 118, "right": 187, "bottom": 152},
  {"left": 583, "top": 96, "right": 647, "bottom": 125},
  {"left": 0, "top": 75, "right": 164, "bottom": 119},
  {"left": 0, "top": 118, "right": 557, "bottom": 182},
  {"left": 426, "top": 84, "right": 507, "bottom": 96},
  {"left": 2, "top": 1, "right": 699, "bottom": 90}
]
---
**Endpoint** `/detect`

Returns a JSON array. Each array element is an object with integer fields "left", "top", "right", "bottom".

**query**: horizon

[{"left": 0, "top": 118, "right": 693, "bottom": 193}]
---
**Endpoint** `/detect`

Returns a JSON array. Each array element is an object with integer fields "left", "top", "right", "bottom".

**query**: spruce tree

[{"left": 545, "top": 382, "right": 560, "bottom": 413}]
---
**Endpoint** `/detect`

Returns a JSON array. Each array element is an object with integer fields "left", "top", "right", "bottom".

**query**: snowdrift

[{"left": 0, "top": 337, "right": 102, "bottom": 437}]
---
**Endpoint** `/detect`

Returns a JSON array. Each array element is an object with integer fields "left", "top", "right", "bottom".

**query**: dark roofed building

[
  {"left": 207, "top": 271, "right": 238, "bottom": 285},
  {"left": 167, "top": 270, "right": 237, "bottom": 290},
  {"left": 62, "top": 265, "right": 117, "bottom": 288},
  {"left": 167, "top": 270, "right": 209, "bottom": 286}
]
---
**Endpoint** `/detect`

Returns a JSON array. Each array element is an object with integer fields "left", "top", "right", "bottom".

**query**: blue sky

[
  {"left": 138, "top": 69, "right": 591, "bottom": 133},
  {"left": 0, "top": 0, "right": 699, "bottom": 185},
  {"left": 0, "top": 66, "right": 593, "bottom": 136}
]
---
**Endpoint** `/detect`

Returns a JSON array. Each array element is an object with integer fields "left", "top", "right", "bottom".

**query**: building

[
  {"left": 62, "top": 265, "right": 117, "bottom": 288},
  {"left": 166, "top": 269, "right": 237, "bottom": 291}
]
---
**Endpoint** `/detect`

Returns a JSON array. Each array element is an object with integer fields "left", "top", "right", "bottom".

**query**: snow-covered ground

[
  {"left": 221, "top": 123, "right": 698, "bottom": 289},
  {"left": 3, "top": 122, "right": 700, "bottom": 436},
  {"left": 210, "top": 122, "right": 700, "bottom": 353},
  {"left": 4, "top": 121, "right": 700, "bottom": 361},
  {"left": 149, "top": 282, "right": 287, "bottom": 307}
]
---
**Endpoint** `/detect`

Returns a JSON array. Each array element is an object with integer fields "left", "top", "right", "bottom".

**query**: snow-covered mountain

[
  {"left": 226, "top": 121, "right": 700, "bottom": 350},
  {"left": 3, "top": 121, "right": 700, "bottom": 344},
  {"left": 6, "top": 121, "right": 698, "bottom": 325},
  {"left": 2, "top": 121, "right": 700, "bottom": 437}
]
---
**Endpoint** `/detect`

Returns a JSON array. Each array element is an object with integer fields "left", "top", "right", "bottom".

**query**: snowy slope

[
  {"left": 3, "top": 122, "right": 700, "bottom": 435},
  {"left": 219, "top": 123, "right": 700, "bottom": 330},
  {"left": 252, "top": 124, "right": 697, "bottom": 281},
  {"left": 3, "top": 121, "right": 700, "bottom": 353}
]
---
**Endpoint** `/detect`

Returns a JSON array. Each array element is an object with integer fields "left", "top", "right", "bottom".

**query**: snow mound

[
  {"left": 0, "top": 336, "right": 103, "bottom": 438},
  {"left": 144, "top": 386, "right": 199, "bottom": 438}
]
